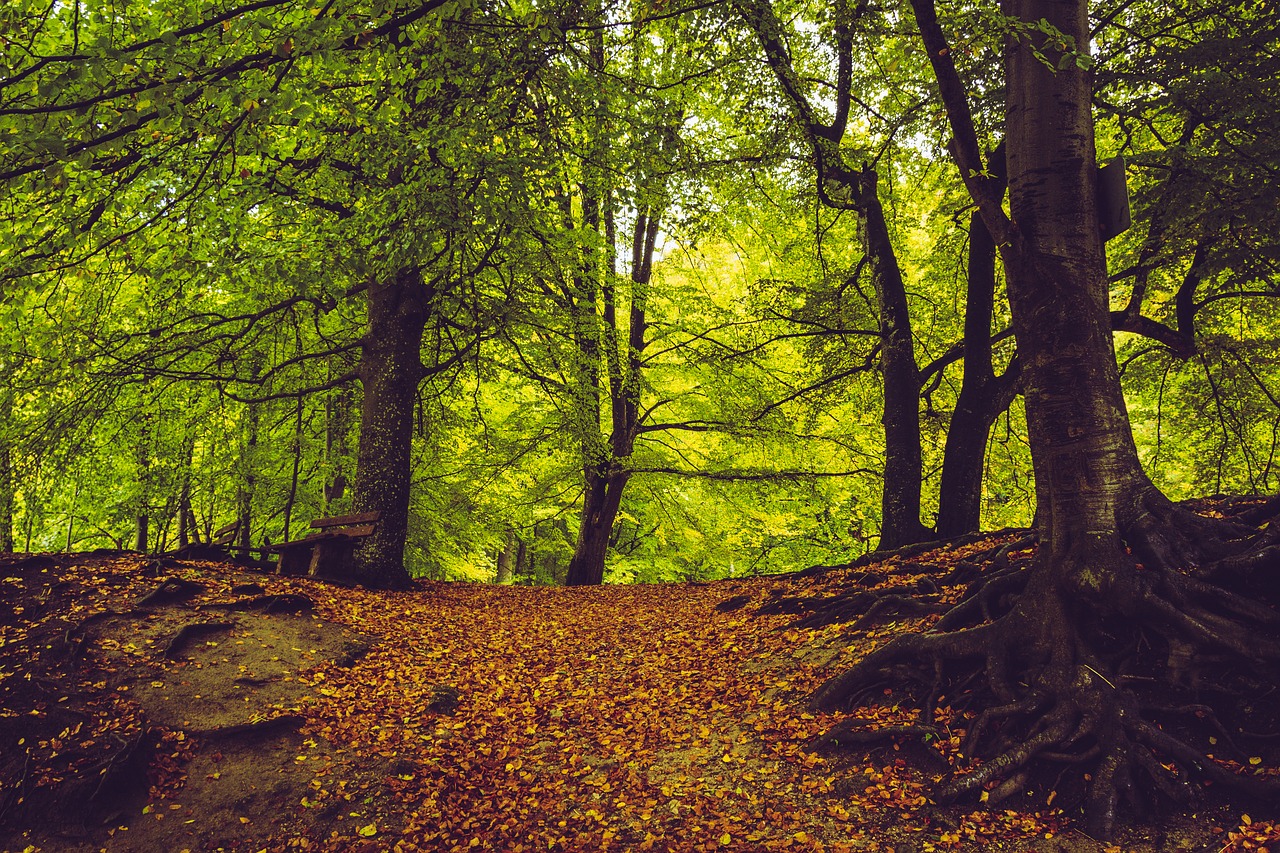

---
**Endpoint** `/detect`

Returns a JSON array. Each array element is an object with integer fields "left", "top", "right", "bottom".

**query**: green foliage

[{"left": 1, "top": 0, "right": 1275, "bottom": 578}]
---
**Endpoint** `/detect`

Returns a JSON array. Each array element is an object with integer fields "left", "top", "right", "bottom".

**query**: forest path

[{"left": 0, "top": 549, "right": 1260, "bottom": 852}]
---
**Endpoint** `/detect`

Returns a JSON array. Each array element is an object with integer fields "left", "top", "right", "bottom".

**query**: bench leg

[
  {"left": 308, "top": 540, "right": 357, "bottom": 579},
  {"left": 277, "top": 546, "right": 310, "bottom": 576}
]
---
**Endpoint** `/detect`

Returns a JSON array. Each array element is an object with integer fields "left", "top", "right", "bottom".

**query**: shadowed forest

[{"left": 1, "top": 0, "right": 1278, "bottom": 850}]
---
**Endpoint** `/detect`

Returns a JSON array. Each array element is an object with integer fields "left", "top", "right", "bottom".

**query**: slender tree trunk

[
  {"left": 936, "top": 185, "right": 1021, "bottom": 537},
  {"left": 177, "top": 479, "right": 193, "bottom": 548},
  {"left": 861, "top": 168, "right": 929, "bottom": 550},
  {"left": 495, "top": 528, "right": 516, "bottom": 584},
  {"left": 350, "top": 266, "right": 430, "bottom": 589},
  {"left": 176, "top": 432, "right": 196, "bottom": 548},
  {"left": 564, "top": 209, "right": 660, "bottom": 586},
  {"left": 237, "top": 397, "right": 260, "bottom": 551},
  {"left": 324, "top": 384, "right": 354, "bottom": 512},
  {"left": 0, "top": 443, "right": 12, "bottom": 553},
  {"left": 0, "top": 393, "right": 12, "bottom": 551},
  {"left": 134, "top": 410, "right": 151, "bottom": 553},
  {"left": 282, "top": 396, "right": 304, "bottom": 542},
  {"left": 65, "top": 469, "right": 80, "bottom": 553}
]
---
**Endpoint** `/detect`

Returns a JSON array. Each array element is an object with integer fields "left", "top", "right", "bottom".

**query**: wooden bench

[
  {"left": 211, "top": 521, "right": 240, "bottom": 549},
  {"left": 264, "top": 511, "right": 381, "bottom": 579},
  {"left": 210, "top": 520, "right": 273, "bottom": 559},
  {"left": 174, "top": 520, "right": 269, "bottom": 561}
]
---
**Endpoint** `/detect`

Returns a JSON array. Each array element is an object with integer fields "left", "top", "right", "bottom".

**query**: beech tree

[{"left": 737, "top": 0, "right": 1280, "bottom": 835}]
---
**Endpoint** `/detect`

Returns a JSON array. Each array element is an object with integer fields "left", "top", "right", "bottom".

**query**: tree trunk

[
  {"left": 1002, "top": 0, "right": 1148, "bottom": 551},
  {"left": 566, "top": 467, "right": 630, "bottom": 586},
  {"left": 282, "top": 396, "right": 304, "bottom": 542},
  {"left": 861, "top": 167, "right": 928, "bottom": 550},
  {"left": 176, "top": 432, "right": 196, "bottom": 548},
  {"left": 134, "top": 514, "right": 149, "bottom": 554},
  {"left": 177, "top": 479, "right": 193, "bottom": 548},
  {"left": 935, "top": 195, "right": 1020, "bottom": 538},
  {"left": 515, "top": 536, "right": 529, "bottom": 580},
  {"left": 237, "top": 396, "right": 260, "bottom": 552},
  {"left": 134, "top": 409, "right": 152, "bottom": 553},
  {"left": 324, "top": 384, "right": 355, "bottom": 512},
  {"left": 0, "top": 439, "right": 12, "bottom": 553},
  {"left": 495, "top": 528, "right": 517, "bottom": 584},
  {"left": 563, "top": 209, "right": 659, "bottom": 586},
  {"left": 350, "top": 266, "right": 430, "bottom": 589}
]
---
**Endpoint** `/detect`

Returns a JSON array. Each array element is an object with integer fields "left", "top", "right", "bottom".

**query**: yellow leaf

[
  {"left": 357, "top": 823, "right": 377, "bottom": 837},
  {"left": 1249, "top": 757, "right": 1263, "bottom": 766},
  {"left": 720, "top": 832, "right": 732, "bottom": 845}
]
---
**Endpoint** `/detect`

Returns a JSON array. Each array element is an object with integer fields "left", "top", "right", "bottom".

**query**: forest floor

[{"left": 0, "top": 536, "right": 1276, "bottom": 853}]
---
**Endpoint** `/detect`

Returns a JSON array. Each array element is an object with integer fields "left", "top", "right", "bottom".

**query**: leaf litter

[{"left": 0, "top": 541, "right": 1275, "bottom": 853}]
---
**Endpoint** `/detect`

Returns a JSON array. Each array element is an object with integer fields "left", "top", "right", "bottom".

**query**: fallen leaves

[{"left": 3, "top": 547, "right": 1272, "bottom": 853}]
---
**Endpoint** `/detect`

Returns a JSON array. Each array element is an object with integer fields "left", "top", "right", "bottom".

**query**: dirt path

[{"left": 0, "top": 551, "right": 1267, "bottom": 852}]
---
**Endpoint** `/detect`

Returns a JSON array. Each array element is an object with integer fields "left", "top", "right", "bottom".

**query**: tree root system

[{"left": 803, "top": 497, "right": 1280, "bottom": 839}]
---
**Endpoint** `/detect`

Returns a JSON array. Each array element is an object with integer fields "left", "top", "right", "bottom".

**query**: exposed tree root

[
  {"left": 806, "top": 500, "right": 1280, "bottom": 839},
  {"left": 795, "top": 527, "right": 1032, "bottom": 579},
  {"left": 135, "top": 576, "right": 204, "bottom": 608},
  {"left": 164, "top": 621, "right": 235, "bottom": 659},
  {"left": 189, "top": 714, "right": 307, "bottom": 741},
  {"left": 202, "top": 592, "right": 315, "bottom": 614},
  {"left": 758, "top": 578, "right": 948, "bottom": 630}
]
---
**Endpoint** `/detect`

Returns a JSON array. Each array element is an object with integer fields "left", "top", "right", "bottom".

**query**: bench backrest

[
  {"left": 212, "top": 521, "right": 240, "bottom": 546},
  {"left": 310, "top": 511, "right": 381, "bottom": 538}
]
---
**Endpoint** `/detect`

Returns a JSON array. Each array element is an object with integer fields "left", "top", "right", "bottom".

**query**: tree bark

[
  {"left": 495, "top": 528, "right": 517, "bottom": 584},
  {"left": 935, "top": 177, "right": 1021, "bottom": 538},
  {"left": 725, "top": 1, "right": 930, "bottom": 552},
  {"left": 1001, "top": 0, "right": 1150, "bottom": 554},
  {"left": 134, "top": 409, "right": 152, "bottom": 553},
  {"left": 861, "top": 168, "right": 929, "bottom": 550},
  {"left": 177, "top": 476, "right": 193, "bottom": 548},
  {"left": 324, "top": 384, "right": 355, "bottom": 512},
  {"left": 237, "top": 396, "right": 260, "bottom": 552},
  {"left": 567, "top": 467, "right": 630, "bottom": 586},
  {"left": 0, "top": 429, "right": 13, "bottom": 553},
  {"left": 282, "top": 396, "right": 304, "bottom": 542},
  {"left": 808, "top": 1, "right": 1280, "bottom": 840},
  {"left": 350, "top": 266, "right": 431, "bottom": 589},
  {"left": 564, "top": 210, "right": 660, "bottom": 586}
]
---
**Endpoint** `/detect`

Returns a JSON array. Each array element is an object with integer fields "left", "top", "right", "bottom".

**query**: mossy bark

[{"left": 350, "top": 267, "right": 430, "bottom": 589}]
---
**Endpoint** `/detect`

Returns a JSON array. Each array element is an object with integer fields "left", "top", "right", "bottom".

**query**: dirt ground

[{"left": 0, "top": 546, "right": 1274, "bottom": 853}]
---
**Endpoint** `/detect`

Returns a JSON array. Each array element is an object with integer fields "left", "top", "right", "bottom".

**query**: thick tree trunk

[
  {"left": 809, "top": 1, "right": 1280, "bottom": 840},
  {"left": 1002, "top": 0, "right": 1149, "bottom": 555},
  {"left": 350, "top": 267, "right": 430, "bottom": 589},
  {"left": 861, "top": 168, "right": 929, "bottom": 551}
]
